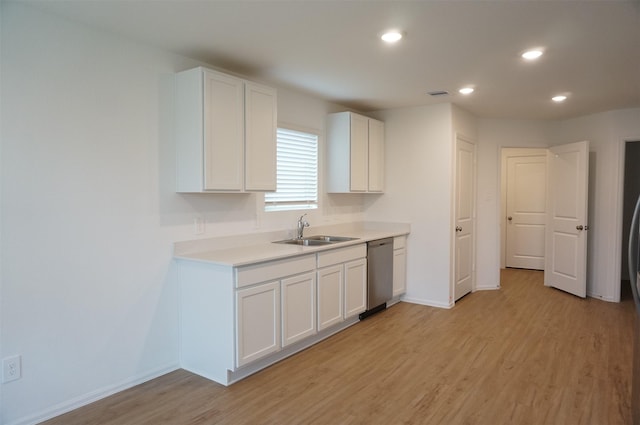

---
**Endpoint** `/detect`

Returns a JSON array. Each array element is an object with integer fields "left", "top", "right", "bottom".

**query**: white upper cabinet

[
  {"left": 367, "top": 118, "right": 385, "bottom": 192},
  {"left": 202, "top": 70, "right": 244, "bottom": 191},
  {"left": 175, "top": 67, "right": 277, "bottom": 193},
  {"left": 348, "top": 113, "right": 369, "bottom": 192},
  {"left": 244, "top": 81, "right": 277, "bottom": 191},
  {"left": 326, "top": 111, "right": 384, "bottom": 193}
]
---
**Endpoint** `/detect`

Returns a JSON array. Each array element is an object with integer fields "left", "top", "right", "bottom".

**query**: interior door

[
  {"left": 505, "top": 153, "right": 547, "bottom": 269},
  {"left": 544, "top": 141, "right": 589, "bottom": 297},
  {"left": 454, "top": 137, "right": 476, "bottom": 301}
]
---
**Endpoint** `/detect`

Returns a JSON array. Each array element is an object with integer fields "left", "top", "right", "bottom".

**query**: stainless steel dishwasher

[{"left": 360, "top": 238, "right": 394, "bottom": 320}]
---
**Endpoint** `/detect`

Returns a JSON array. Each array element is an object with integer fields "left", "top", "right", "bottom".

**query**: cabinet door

[
  {"left": 236, "top": 281, "right": 280, "bottom": 367},
  {"left": 244, "top": 82, "right": 277, "bottom": 191},
  {"left": 344, "top": 258, "right": 367, "bottom": 318},
  {"left": 349, "top": 113, "right": 369, "bottom": 192},
  {"left": 203, "top": 69, "right": 244, "bottom": 191},
  {"left": 317, "top": 265, "right": 344, "bottom": 331},
  {"left": 393, "top": 248, "right": 407, "bottom": 297},
  {"left": 368, "top": 119, "right": 384, "bottom": 192},
  {"left": 281, "top": 272, "right": 316, "bottom": 347}
]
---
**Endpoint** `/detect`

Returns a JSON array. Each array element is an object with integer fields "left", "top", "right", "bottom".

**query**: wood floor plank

[{"left": 41, "top": 269, "right": 634, "bottom": 424}]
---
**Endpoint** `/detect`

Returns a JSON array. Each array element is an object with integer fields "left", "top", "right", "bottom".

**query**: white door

[
  {"left": 505, "top": 152, "right": 547, "bottom": 269},
  {"left": 544, "top": 141, "right": 589, "bottom": 298},
  {"left": 454, "top": 137, "right": 476, "bottom": 301}
]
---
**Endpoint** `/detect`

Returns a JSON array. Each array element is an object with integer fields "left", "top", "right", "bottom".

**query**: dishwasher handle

[{"left": 368, "top": 238, "right": 393, "bottom": 248}]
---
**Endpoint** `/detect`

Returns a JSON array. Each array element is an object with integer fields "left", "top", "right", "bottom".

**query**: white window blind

[{"left": 265, "top": 128, "right": 318, "bottom": 212}]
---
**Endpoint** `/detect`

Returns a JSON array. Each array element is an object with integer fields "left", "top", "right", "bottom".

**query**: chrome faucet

[{"left": 297, "top": 214, "right": 310, "bottom": 239}]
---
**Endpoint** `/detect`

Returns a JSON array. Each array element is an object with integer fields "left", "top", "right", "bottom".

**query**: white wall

[
  {"left": 3, "top": 3, "right": 639, "bottom": 424},
  {"left": 475, "top": 119, "right": 558, "bottom": 289},
  {"left": 366, "top": 104, "right": 640, "bottom": 308},
  {"left": 475, "top": 110, "right": 640, "bottom": 302},
  {"left": 366, "top": 104, "right": 453, "bottom": 308},
  {"left": 556, "top": 108, "right": 640, "bottom": 301},
  {"left": 452, "top": 105, "right": 478, "bottom": 143},
  {"left": 0, "top": 1, "right": 4, "bottom": 418},
  {"left": 0, "top": 4, "right": 364, "bottom": 424}
]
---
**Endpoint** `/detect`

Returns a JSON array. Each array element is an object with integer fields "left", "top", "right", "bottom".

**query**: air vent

[{"left": 428, "top": 90, "right": 449, "bottom": 97}]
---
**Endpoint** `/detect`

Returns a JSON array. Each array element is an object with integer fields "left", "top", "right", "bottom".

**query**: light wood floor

[{"left": 42, "top": 269, "right": 635, "bottom": 424}]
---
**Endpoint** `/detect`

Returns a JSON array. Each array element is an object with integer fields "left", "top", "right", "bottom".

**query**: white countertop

[{"left": 173, "top": 222, "right": 410, "bottom": 267}]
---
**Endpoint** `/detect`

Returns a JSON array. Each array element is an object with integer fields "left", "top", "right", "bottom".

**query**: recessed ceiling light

[
  {"left": 459, "top": 87, "right": 474, "bottom": 95},
  {"left": 552, "top": 95, "right": 567, "bottom": 102},
  {"left": 381, "top": 31, "right": 402, "bottom": 43},
  {"left": 522, "top": 49, "right": 543, "bottom": 60}
]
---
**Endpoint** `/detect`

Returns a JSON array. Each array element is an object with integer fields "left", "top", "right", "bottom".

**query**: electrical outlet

[
  {"left": 2, "top": 355, "right": 22, "bottom": 383},
  {"left": 194, "top": 217, "right": 205, "bottom": 235}
]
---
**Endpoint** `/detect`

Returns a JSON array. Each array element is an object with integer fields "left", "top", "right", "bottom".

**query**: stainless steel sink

[
  {"left": 274, "top": 238, "right": 334, "bottom": 246},
  {"left": 304, "top": 235, "right": 359, "bottom": 242},
  {"left": 273, "top": 235, "right": 359, "bottom": 246}
]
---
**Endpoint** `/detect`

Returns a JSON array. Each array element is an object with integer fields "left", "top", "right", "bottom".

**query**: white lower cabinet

[
  {"left": 235, "top": 255, "right": 315, "bottom": 367},
  {"left": 281, "top": 271, "right": 316, "bottom": 347},
  {"left": 236, "top": 281, "right": 280, "bottom": 367},
  {"left": 317, "top": 265, "right": 344, "bottom": 331},
  {"left": 344, "top": 258, "right": 367, "bottom": 318},
  {"left": 317, "top": 244, "right": 367, "bottom": 329},
  {"left": 178, "top": 241, "right": 378, "bottom": 386},
  {"left": 393, "top": 236, "right": 407, "bottom": 297}
]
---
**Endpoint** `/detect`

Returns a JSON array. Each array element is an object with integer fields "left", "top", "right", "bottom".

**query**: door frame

[
  {"left": 614, "top": 136, "right": 640, "bottom": 302},
  {"left": 450, "top": 133, "right": 477, "bottom": 303},
  {"left": 500, "top": 148, "right": 548, "bottom": 268}
]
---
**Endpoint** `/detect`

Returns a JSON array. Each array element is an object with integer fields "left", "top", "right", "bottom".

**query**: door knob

[
  {"left": 576, "top": 225, "right": 584, "bottom": 230},
  {"left": 507, "top": 216, "right": 513, "bottom": 221},
  {"left": 455, "top": 226, "right": 462, "bottom": 232}
]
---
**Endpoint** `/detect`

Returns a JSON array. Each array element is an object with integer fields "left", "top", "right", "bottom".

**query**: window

[{"left": 265, "top": 128, "right": 318, "bottom": 212}]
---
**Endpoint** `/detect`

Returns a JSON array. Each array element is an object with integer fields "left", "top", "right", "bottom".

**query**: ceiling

[{"left": 26, "top": 0, "right": 640, "bottom": 120}]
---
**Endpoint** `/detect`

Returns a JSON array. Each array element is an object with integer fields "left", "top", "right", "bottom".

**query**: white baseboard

[
  {"left": 401, "top": 296, "right": 454, "bottom": 309},
  {"left": 474, "top": 285, "right": 500, "bottom": 291},
  {"left": 9, "top": 362, "right": 179, "bottom": 425},
  {"left": 587, "top": 291, "right": 616, "bottom": 303}
]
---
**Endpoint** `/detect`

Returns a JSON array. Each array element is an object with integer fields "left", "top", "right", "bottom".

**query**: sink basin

[
  {"left": 304, "top": 235, "right": 359, "bottom": 242},
  {"left": 274, "top": 238, "right": 334, "bottom": 246},
  {"left": 273, "top": 235, "right": 359, "bottom": 246}
]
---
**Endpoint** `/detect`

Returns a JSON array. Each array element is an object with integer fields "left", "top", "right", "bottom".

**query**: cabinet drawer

[
  {"left": 394, "top": 236, "right": 406, "bottom": 250},
  {"left": 317, "top": 244, "right": 366, "bottom": 268},
  {"left": 236, "top": 255, "right": 315, "bottom": 288}
]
